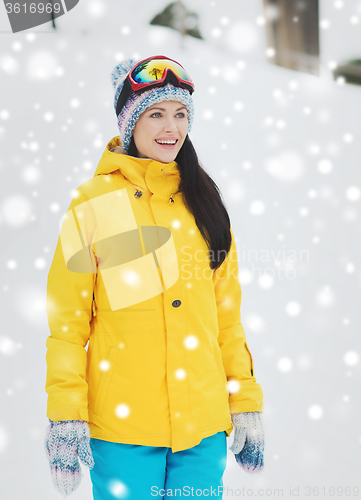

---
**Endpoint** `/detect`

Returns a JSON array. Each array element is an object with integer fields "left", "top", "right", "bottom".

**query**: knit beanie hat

[{"left": 111, "top": 57, "right": 195, "bottom": 153}]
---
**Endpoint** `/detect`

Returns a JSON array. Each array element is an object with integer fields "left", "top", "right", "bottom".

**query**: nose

[{"left": 163, "top": 116, "right": 178, "bottom": 132}]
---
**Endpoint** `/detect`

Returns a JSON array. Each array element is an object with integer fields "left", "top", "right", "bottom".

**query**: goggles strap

[{"left": 116, "top": 78, "right": 132, "bottom": 117}]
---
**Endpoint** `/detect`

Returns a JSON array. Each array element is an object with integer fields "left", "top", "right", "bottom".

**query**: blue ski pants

[{"left": 89, "top": 431, "right": 227, "bottom": 499}]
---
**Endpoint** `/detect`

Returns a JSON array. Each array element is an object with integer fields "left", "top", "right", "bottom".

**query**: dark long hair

[{"left": 128, "top": 134, "right": 232, "bottom": 271}]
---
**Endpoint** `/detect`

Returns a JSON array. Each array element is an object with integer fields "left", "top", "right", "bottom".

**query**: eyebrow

[{"left": 147, "top": 106, "right": 187, "bottom": 112}]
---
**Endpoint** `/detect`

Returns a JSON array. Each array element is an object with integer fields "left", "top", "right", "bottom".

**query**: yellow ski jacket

[{"left": 45, "top": 136, "right": 264, "bottom": 452}]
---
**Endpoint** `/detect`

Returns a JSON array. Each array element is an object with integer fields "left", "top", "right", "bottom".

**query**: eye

[{"left": 150, "top": 112, "right": 186, "bottom": 118}]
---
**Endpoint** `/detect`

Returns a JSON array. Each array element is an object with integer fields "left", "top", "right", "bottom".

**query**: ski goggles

[{"left": 116, "top": 55, "right": 195, "bottom": 117}]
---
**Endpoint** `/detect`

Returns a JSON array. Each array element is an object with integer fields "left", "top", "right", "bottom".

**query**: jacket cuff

[
  {"left": 47, "top": 407, "right": 89, "bottom": 422},
  {"left": 229, "top": 400, "right": 263, "bottom": 414}
]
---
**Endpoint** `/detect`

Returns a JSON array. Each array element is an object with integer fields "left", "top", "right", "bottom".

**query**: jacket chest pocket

[{"left": 93, "top": 347, "right": 120, "bottom": 417}]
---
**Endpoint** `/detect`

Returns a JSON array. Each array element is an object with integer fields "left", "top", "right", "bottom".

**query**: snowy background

[{"left": 0, "top": 0, "right": 360, "bottom": 498}]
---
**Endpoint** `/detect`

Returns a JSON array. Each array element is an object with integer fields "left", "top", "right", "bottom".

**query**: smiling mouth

[{"left": 155, "top": 139, "right": 178, "bottom": 149}]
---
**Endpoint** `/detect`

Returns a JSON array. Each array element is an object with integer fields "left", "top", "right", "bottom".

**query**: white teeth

[{"left": 156, "top": 140, "right": 177, "bottom": 145}]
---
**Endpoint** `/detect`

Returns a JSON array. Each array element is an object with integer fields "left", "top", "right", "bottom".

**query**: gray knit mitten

[
  {"left": 229, "top": 411, "right": 264, "bottom": 473},
  {"left": 44, "top": 419, "right": 95, "bottom": 497}
]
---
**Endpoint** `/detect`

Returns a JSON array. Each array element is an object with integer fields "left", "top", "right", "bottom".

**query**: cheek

[
  {"left": 141, "top": 121, "right": 158, "bottom": 140},
  {"left": 181, "top": 121, "right": 189, "bottom": 136}
]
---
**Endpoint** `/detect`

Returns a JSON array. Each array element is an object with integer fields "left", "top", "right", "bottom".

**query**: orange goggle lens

[{"left": 130, "top": 58, "right": 193, "bottom": 85}]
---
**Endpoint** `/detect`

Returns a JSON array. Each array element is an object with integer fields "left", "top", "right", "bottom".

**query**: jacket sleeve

[
  {"left": 213, "top": 226, "right": 264, "bottom": 414},
  {"left": 45, "top": 186, "right": 98, "bottom": 422}
]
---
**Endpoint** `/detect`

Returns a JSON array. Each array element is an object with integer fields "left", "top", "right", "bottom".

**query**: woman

[{"left": 44, "top": 55, "right": 265, "bottom": 499}]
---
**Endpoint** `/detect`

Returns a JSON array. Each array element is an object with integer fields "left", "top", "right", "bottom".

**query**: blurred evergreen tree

[
  {"left": 333, "top": 59, "right": 361, "bottom": 87},
  {"left": 150, "top": 1, "right": 203, "bottom": 44}
]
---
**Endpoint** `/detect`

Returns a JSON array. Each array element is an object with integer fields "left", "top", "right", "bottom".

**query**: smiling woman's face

[{"left": 132, "top": 100, "right": 188, "bottom": 163}]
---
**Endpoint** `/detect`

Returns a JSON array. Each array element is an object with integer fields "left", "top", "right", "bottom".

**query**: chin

[{"left": 154, "top": 150, "right": 178, "bottom": 163}]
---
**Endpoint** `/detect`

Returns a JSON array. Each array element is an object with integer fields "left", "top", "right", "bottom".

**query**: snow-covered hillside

[{"left": 0, "top": 1, "right": 360, "bottom": 499}]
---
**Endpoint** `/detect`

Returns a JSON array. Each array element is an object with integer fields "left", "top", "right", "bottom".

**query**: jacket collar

[{"left": 93, "top": 136, "right": 181, "bottom": 198}]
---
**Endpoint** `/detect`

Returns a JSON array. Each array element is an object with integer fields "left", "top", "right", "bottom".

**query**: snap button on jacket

[{"left": 45, "top": 136, "right": 264, "bottom": 453}]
